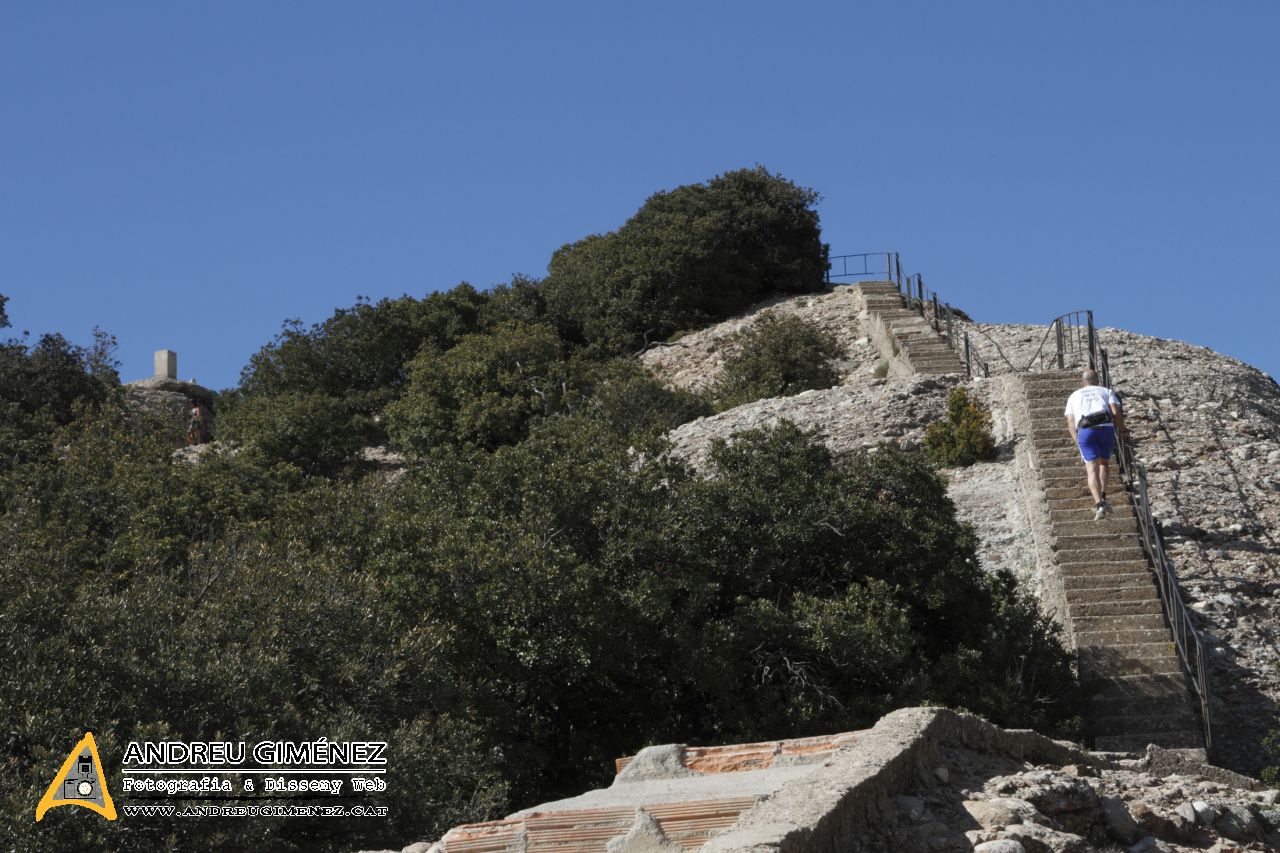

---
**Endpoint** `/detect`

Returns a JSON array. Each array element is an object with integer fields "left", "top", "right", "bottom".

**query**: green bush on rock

[
  {"left": 710, "top": 313, "right": 845, "bottom": 410},
  {"left": 924, "top": 386, "right": 997, "bottom": 466}
]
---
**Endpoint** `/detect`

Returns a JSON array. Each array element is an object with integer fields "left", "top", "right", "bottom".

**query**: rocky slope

[
  {"left": 651, "top": 288, "right": 1280, "bottom": 776},
  {"left": 638, "top": 286, "right": 883, "bottom": 389}
]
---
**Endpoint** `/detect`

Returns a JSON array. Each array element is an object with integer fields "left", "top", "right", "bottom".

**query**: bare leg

[
  {"left": 1085, "top": 460, "right": 1104, "bottom": 505},
  {"left": 1097, "top": 459, "right": 1109, "bottom": 501}
]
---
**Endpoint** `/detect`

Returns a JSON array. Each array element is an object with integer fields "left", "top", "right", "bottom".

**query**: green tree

[
  {"left": 710, "top": 313, "right": 845, "bottom": 409},
  {"left": 543, "top": 167, "right": 828, "bottom": 355},
  {"left": 217, "top": 390, "right": 377, "bottom": 476},
  {"left": 386, "top": 321, "right": 572, "bottom": 453},
  {"left": 924, "top": 387, "right": 998, "bottom": 466},
  {"left": 239, "top": 284, "right": 488, "bottom": 407}
]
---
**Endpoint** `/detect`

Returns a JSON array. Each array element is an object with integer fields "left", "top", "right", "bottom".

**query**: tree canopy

[{"left": 543, "top": 166, "right": 829, "bottom": 355}]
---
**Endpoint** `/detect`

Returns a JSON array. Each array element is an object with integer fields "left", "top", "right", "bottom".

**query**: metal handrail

[
  {"left": 826, "top": 252, "right": 902, "bottom": 287},
  {"left": 1026, "top": 311, "right": 1096, "bottom": 372},
  {"left": 1128, "top": 453, "right": 1214, "bottom": 752},
  {"left": 1099, "top": 346, "right": 1213, "bottom": 751}
]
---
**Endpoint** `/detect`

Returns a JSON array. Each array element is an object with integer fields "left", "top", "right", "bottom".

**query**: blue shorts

[{"left": 1077, "top": 425, "right": 1115, "bottom": 462}]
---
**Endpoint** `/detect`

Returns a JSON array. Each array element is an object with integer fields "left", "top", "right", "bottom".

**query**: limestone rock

[
  {"left": 962, "top": 798, "right": 1043, "bottom": 830},
  {"left": 1001, "top": 821, "right": 1091, "bottom": 853},
  {"left": 1100, "top": 795, "right": 1143, "bottom": 844},
  {"left": 974, "top": 841, "right": 1027, "bottom": 853},
  {"left": 1214, "top": 803, "right": 1261, "bottom": 841},
  {"left": 606, "top": 809, "right": 682, "bottom": 853},
  {"left": 612, "top": 745, "right": 694, "bottom": 783}
]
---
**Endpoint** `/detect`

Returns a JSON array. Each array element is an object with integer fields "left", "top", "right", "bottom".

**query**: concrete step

[
  {"left": 1062, "top": 572, "right": 1151, "bottom": 591},
  {"left": 1050, "top": 505, "right": 1135, "bottom": 522},
  {"left": 1093, "top": 731, "right": 1205, "bottom": 753},
  {"left": 1069, "top": 598, "right": 1162, "bottom": 619},
  {"left": 1041, "top": 483, "right": 1117, "bottom": 498},
  {"left": 1058, "top": 559, "right": 1151, "bottom": 577},
  {"left": 1057, "top": 546, "right": 1147, "bottom": 564},
  {"left": 1031, "top": 427, "right": 1077, "bottom": 438},
  {"left": 1072, "top": 613, "right": 1168, "bottom": 633},
  {"left": 1076, "top": 627, "right": 1172, "bottom": 646},
  {"left": 1078, "top": 653, "right": 1181, "bottom": 677},
  {"left": 1025, "top": 388, "right": 1085, "bottom": 399},
  {"left": 1053, "top": 532, "right": 1140, "bottom": 550},
  {"left": 1052, "top": 518, "right": 1139, "bottom": 537},
  {"left": 1047, "top": 495, "right": 1133, "bottom": 511},
  {"left": 1066, "top": 585, "right": 1156, "bottom": 605},
  {"left": 1039, "top": 463, "right": 1102, "bottom": 476},
  {"left": 1079, "top": 640, "right": 1178, "bottom": 662},
  {"left": 1046, "top": 486, "right": 1130, "bottom": 501},
  {"left": 1090, "top": 706, "right": 1198, "bottom": 732}
]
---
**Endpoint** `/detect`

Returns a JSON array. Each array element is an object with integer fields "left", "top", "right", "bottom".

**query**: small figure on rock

[
  {"left": 1064, "top": 368, "right": 1126, "bottom": 520},
  {"left": 185, "top": 399, "right": 205, "bottom": 447}
]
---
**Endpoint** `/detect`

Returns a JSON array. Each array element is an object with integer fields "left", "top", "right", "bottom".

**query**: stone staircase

[
  {"left": 1022, "top": 370, "right": 1205, "bottom": 754},
  {"left": 856, "top": 281, "right": 965, "bottom": 374}
]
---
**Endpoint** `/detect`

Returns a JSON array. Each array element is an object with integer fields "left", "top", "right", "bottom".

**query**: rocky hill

[
  {"left": 364, "top": 281, "right": 1280, "bottom": 853},
  {"left": 645, "top": 285, "right": 1280, "bottom": 777}
]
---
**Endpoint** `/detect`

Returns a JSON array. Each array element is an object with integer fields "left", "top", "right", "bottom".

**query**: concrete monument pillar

[{"left": 154, "top": 349, "right": 177, "bottom": 380}]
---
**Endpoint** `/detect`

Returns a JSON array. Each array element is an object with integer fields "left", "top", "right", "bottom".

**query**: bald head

[{"left": 1082, "top": 369, "right": 1100, "bottom": 386}]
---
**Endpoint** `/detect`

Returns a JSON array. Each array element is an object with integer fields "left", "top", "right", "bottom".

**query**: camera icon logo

[{"left": 36, "top": 732, "right": 117, "bottom": 822}]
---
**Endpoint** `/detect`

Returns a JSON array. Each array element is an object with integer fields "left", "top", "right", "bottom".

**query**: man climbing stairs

[{"left": 1022, "top": 370, "right": 1206, "bottom": 754}]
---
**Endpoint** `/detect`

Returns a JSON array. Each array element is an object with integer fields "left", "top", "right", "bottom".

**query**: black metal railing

[
  {"left": 826, "top": 251, "right": 902, "bottom": 287},
  {"left": 1125, "top": 447, "right": 1214, "bottom": 751},
  {"left": 1098, "top": 349, "right": 1212, "bottom": 751},
  {"left": 1025, "top": 310, "right": 1097, "bottom": 372}
]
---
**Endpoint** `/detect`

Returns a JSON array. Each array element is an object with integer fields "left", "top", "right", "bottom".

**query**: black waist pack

[{"left": 1078, "top": 409, "right": 1113, "bottom": 428}]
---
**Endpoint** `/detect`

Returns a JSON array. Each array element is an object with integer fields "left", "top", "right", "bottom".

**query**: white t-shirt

[{"left": 1064, "top": 384, "right": 1120, "bottom": 427}]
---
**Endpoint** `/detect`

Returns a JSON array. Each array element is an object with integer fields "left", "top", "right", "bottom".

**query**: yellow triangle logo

[{"left": 35, "top": 732, "right": 117, "bottom": 822}]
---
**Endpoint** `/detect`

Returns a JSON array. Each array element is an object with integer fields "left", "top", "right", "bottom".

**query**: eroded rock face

[
  {"left": 638, "top": 286, "right": 882, "bottom": 390},
  {"left": 659, "top": 290, "right": 1280, "bottom": 776},
  {"left": 862, "top": 745, "right": 1280, "bottom": 853},
  {"left": 662, "top": 373, "right": 959, "bottom": 469},
  {"left": 969, "top": 322, "right": 1280, "bottom": 775},
  {"left": 125, "top": 376, "right": 216, "bottom": 446}
]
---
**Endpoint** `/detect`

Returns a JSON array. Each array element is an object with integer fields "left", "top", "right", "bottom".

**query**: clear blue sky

[{"left": 3, "top": 3, "right": 1278, "bottom": 391}]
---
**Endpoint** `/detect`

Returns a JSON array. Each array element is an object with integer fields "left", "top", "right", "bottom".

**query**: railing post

[
  {"left": 931, "top": 293, "right": 940, "bottom": 332},
  {"left": 1055, "top": 319, "right": 1065, "bottom": 370},
  {"left": 964, "top": 332, "right": 972, "bottom": 378},
  {"left": 1087, "top": 310, "right": 1096, "bottom": 370}
]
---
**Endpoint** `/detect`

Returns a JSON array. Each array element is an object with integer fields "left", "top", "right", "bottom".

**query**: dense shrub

[
  {"left": 385, "top": 321, "right": 572, "bottom": 453},
  {"left": 710, "top": 313, "right": 845, "bottom": 410},
  {"left": 239, "top": 285, "right": 488, "bottom": 406},
  {"left": 0, "top": 305, "right": 120, "bottom": 485},
  {"left": 218, "top": 390, "right": 378, "bottom": 475},
  {"left": 924, "top": 387, "right": 998, "bottom": 466},
  {"left": 542, "top": 167, "right": 828, "bottom": 355}
]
